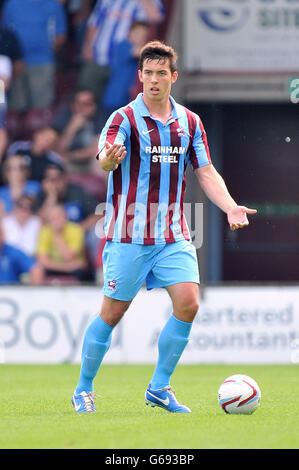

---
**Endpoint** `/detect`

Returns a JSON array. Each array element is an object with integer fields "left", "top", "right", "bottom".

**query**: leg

[
  {"left": 145, "top": 282, "right": 199, "bottom": 413},
  {"left": 150, "top": 282, "right": 199, "bottom": 390},
  {"left": 8, "top": 68, "right": 29, "bottom": 112},
  {"left": 27, "top": 64, "right": 55, "bottom": 109},
  {"left": 75, "top": 296, "right": 131, "bottom": 395},
  {"left": 166, "top": 282, "right": 199, "bottom": 323},
  {"left": 77, "top": 62, "right": 110, "bottom": 103}
]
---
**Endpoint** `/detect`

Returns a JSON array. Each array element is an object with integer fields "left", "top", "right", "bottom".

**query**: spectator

[
  {"left": 52, "top": 89, "right": 100, "bottom": 173},
  {"left": 0, "top": 153, "right": 40, "bottom": 213},
  {"left": 0, "top": 223, "right": 43, "bottom": 284},
  {"left": 78, "top": 0, "right": 164, "bottom": 102},
  {"left": 6, "top": 126, "right": 62, "bottom": 182},
  {"left": 37, "top": 203, "right": 90, "bottom": 281},
  {"left": 34, "top": 164, "right": 102, "bottom": 270},
  {"left": 2, "top": 195, "right": 41, "bottom": 256},
  {"left": 34, "top": 164, "right": 100, "bottom": 230},
  {"left": 100, "top": 21, "right": 150, "bottom": 123},
  {"left": 2, "top": 0, "right": 67, "bottom": 111}
]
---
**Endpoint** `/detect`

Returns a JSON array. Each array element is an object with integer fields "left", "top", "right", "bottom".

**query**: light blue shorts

[{"left": 102, "top": 239, "right": 200, "bottom": 301}]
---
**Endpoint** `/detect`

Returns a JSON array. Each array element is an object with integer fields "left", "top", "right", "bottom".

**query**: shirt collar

[{"left": 135, "top": 93, "right": 179, "bottom": 121}]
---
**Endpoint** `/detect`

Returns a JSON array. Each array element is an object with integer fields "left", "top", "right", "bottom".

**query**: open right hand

[{"left": 100, "top": 142, "right": 127, "bottom": 171}]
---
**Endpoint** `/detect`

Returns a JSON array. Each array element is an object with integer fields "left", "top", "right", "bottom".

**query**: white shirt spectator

[{"left": 2, "top": 213, "right": 41, "bottom": 256}]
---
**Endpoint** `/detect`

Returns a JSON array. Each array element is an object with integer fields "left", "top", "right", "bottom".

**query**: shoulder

[
  {"left": 180, "top": 105, "right": 204, "bottom": 136},
  {"left": 103, "top": 106, "right": 134, "bottom": 133}
]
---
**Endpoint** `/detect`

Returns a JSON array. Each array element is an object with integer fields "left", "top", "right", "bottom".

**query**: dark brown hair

[{"left": 139, "top": 41, "right": 178, "bottom": 74}]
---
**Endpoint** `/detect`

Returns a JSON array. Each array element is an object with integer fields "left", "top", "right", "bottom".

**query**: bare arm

[
  {"left": 195, "top": 164, "right": 257, "bottom": 230},
  {"left": 53, "top": 232, "right": 78, "bottom": 262},
  {"left": 29, "top": 263, "right": 44, "bottom": 285},
  {"left": 0, "top": 128, "right": 8, "bottom": 163},
  {"left": 80, "top": 213, "right": 100, "bottom": 232},
  {"left": 53, "top": 34, "right": 67, "bottom": 51},
  {"left": 38, "top": 254, "right": 85, "bottom": 272},
  {"left": 56, "top": 114, "right": 88, "bottom": 154},
  {"left": 82, "top": 25, "right": 98, "bottom": 62},
  {"left": 140, "top": 0, "right": 164, "bottom": 22},
  {"left": 12, "top": 59, "right": 24, "bottom": 78}
]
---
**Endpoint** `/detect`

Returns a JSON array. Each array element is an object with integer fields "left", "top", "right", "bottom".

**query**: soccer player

[{"left": 72, "top": 41, "right": 257, "bottom": 413}]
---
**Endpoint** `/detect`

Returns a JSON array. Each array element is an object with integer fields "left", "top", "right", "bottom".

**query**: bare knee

[
  {"left": 172, "top": 293, "right": 199, "bottom": 323},
  {"left": 100, "top": 296, "right": 132, "bottom": 327}
]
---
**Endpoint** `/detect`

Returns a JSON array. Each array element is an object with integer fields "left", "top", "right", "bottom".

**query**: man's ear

[
  {"left": 138, "top": 69, "right": 143, "bottom": 83},
  {"left": 171, "top": 71, "right": 178, "bottom": 84}
]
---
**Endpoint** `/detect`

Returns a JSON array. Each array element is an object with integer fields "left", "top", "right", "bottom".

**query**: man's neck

[{"left": 142, "top": 95, "right": 172, "bottom": 125}]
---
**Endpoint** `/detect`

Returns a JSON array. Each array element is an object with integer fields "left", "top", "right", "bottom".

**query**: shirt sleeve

[
  {"left": 97, "top": 109, "right": 130, "bottom": 156},
  {"left": 87, "top": 0, "right": 103, "bottom": 28},
  {"left": 187, "top": 114, "right": 212, "bottom": 170}
]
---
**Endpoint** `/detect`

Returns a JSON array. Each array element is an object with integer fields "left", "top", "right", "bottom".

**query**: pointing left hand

[{"left": 227, "top": 206, "right": 257, "bottom": 231}]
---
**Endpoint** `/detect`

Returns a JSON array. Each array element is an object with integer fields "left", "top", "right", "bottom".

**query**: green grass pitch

[{"left": 0, "top": 364, "right": 298, "bottom": 449}]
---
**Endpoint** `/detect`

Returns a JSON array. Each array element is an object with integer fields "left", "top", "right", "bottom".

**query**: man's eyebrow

[{"left": 143, "top": 67, "right": 168, "bottom": 72}]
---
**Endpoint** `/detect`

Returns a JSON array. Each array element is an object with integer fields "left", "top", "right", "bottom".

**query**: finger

[
  {"left": 106, "top": 143, "right": 122, "bottom": 158},
  {"left": 114, "top": 145, "right": 126, "bottom": 158},
  {"left": 244, "top": 207, "right": 257, "bottom": 214},
  {"left": 105, "top": 141, "right": 112, "bottom": 150},
  {"left": 231, "top": 222, "right": 248, "bottom": 230},
  {"left": 117, "top": 150, "right": 127, "bottom": 162}
]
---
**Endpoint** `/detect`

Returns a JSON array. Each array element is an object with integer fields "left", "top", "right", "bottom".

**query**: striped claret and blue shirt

[
  {"left": 98, "top": 93, "right": 212, "bottom": 245},
  {"left": 88, "top": 0, "right": 164, "bottom": 66}
]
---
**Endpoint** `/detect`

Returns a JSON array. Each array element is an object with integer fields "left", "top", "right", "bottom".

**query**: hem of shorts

[
  {"left": 147, "top": 279, "right": 200, "bottom": 291},
  {"left": 102, "top": 289, "right": 135, "bottom": 301}
]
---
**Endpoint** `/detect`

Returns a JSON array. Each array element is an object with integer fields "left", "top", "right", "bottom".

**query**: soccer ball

[{"left": 218, "top": 374, "right": 261, "bottom": 414}]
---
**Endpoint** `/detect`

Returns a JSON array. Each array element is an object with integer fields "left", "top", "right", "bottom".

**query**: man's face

[
  {"left": 138, "top": 58, "right": 178, "bottom": 102},
  {"left": 47, "top": 206, "right": 66, "bottom": 232},
  {"left": 43, "top": 168, "right": 65, "bottom": 195},
  {"left": 73, "top": 91, "right": 96, "bottom": 118}
]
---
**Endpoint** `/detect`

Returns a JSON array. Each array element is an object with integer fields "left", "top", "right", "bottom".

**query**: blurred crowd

[{"left": 0, "top": 0, "right": 169, "bottom": 285}]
